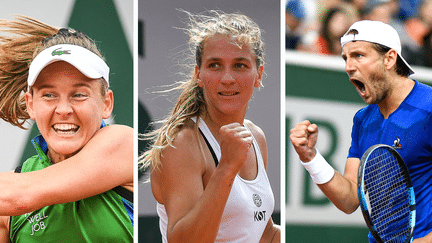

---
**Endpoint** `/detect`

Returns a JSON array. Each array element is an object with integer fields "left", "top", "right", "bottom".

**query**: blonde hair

[
  {"left": 0, "top": 15, "right": 107, "bottom": 129},
  {"left": 139, "top": 10, "right": 265, "bottom": 171}
]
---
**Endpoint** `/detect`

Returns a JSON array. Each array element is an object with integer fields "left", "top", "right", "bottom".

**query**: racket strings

[{"left": 364, "top": 148, "right": 411, "bottom": 242}]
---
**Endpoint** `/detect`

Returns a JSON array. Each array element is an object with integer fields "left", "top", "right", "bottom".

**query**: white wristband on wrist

[{"left": 300, "top": 149, "right": 335, "bottom": 184}]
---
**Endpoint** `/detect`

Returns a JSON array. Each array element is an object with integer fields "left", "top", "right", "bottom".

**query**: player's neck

[
  {"left": 203, "top": 108, "right": 246, "bottom": 127},
  {"left": 47, "top": 150, "right": 76, "bottom": 164},
  {"left": 201, "top": 111, "right": 245, "bottom": 142},
  {"left": 378, "top": 77, "right": 415, "bottom": 119}
]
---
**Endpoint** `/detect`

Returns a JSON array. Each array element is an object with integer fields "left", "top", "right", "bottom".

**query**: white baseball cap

[
  {"left": 27, "top": 44, "right": 110, "bottom": 88},
  {"left": 341, "top": 20, "right": 414, "bottom": 75}
]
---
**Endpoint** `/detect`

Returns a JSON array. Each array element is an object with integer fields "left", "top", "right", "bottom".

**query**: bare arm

[
  {"left": 290, "top": 120, "right": 359, "bottom": 214},
  {"left": 0, "top": 216, "right": 10, "bottom": 243},
  {"left": 413, "top": 231, "right": 432, "bottom": 243},
  {"left": 0, "top": 124, "right": 133, "bottom": 216},
  {"left": 152, "top": 123, "right": 253, "bottom": 243},
  {"left": 318, "top": 158, "right": 360, "bottom": 213},
  {"left": 259, "top": 218, "right": 280, "bottom": 243}
]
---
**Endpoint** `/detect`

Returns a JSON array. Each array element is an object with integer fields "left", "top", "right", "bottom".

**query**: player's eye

[
  {"left": 209, "top": 63, "right": 220, "bottom": 69},
  {"left": 234, "top": 63, "right": 247, "bottom": 69},
  {"left": 72, "top": 93, "right": 88, "bottom": 99},
  {"left": 42, "top": 93, "right": 55, "bottom": 98}
]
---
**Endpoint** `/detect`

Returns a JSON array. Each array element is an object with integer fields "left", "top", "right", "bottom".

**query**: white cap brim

[{"left": 28, "top": 44, "right": 110, "bottom": 87}]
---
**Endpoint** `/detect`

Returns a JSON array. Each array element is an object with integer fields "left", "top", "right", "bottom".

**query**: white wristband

[{"left": 300, "top": 149, "right": 335, "bottom": 184}]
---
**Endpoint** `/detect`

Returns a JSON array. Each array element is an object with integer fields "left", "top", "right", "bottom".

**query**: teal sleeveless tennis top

[{"left": 9, "top": 134, "right": 133, "bottom": 242}]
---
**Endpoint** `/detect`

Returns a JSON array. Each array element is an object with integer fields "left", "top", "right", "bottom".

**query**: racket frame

[{"left": 357, "top": 144, "right": 416, "bottom": 243}]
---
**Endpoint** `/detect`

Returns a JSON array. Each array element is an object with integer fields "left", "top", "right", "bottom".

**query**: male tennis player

[{"left": 290, "top": 20, "right": 432, "bottom": 242}]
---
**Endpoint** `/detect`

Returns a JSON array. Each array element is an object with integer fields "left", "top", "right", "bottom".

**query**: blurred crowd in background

[{"left": 286, "top": 0, "right": 432, "bottom": 68}]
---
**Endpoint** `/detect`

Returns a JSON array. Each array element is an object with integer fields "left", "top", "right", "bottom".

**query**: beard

[{"left": 366, "top": 63, "right": 391, "bottom": 105}]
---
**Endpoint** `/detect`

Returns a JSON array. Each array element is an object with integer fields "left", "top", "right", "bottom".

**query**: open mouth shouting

[
  {"left": 52, "top": 124, "right": 80, "bottom": 135},
  {"left": 351, "top": 78, "right": 366, "bottom": 96}
]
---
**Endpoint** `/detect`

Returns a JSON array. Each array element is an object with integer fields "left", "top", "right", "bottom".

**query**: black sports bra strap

[
  {"left": 11, "top": 166, "right": 22, "bottom": 242},
  {"left": 112, "top": 186, "right": 133, "bottom": 203},
  {"left": 14, "top": 166, "right": 22, "bottom": 173},
  {"left": 199, "top": 128, "right": 219, "bottom": 167}
]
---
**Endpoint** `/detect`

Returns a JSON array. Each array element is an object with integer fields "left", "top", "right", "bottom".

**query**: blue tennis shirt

[{"left": 348, "top": 80, "right": 432, "bottom": 241}]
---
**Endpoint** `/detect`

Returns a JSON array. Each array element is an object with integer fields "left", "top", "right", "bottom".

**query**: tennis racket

[{"left": 357, "top": 144, "right": 416, "bottom": 243}]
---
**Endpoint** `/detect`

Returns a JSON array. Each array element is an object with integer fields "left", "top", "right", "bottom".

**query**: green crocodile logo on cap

[{"left": 51, "top": 48, "right": 71, "bottom": 56}]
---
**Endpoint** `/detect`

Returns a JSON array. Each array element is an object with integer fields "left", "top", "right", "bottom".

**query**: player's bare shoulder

[
  {"left": 244, "top": 119, "right": 266, "bottom": 144},
  {"left": 151, "top": 118, "right": 204, "bottom": 202},
  {"left": 159, "top": 118, "right": 203, "bottom": 168},
  {"left": 244, "top": 119, "right": 268, "bottom": 167},
  {"left": 172, "top": 118, "right": 200, "bottom": 147}
]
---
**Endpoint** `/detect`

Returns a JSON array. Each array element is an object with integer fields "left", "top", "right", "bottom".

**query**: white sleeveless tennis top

[{"left": 157, "top": 118, "right": 275, "bottom": 242}]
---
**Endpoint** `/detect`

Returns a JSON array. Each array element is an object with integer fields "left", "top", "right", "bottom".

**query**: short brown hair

[{"left": 372, "top": 43, "right": 411, "bottom": 77}]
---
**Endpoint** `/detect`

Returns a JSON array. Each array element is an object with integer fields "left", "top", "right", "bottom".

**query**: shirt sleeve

[{"left": 348, "top": 111, "right": 361, "bottom": 159}]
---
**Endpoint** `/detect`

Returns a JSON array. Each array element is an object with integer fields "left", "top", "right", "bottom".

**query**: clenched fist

[
  {"left": 289, "top": 120, "right": 318, "bottom": 162},
  {"left": 218, "top": 123, "right": 253, "bottom": 173}
]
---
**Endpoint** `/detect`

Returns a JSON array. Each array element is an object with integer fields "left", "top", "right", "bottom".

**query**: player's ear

[
  {"left": 25, "top": 91, "right": 36, "bottom": 120},
  {"left": 254, "top": 65, "right": 264, "bottom": 88},
  {"left": 384, "top": 49, "right": 397, "bottom": 71},
  {"left": 102, "top": 89, "right": 114, "bottom": 119},
  {"left": 195, "top": 66, "right": 203, "bottom": 87}
]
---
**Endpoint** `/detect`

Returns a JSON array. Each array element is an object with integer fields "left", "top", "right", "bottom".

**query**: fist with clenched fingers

[
  {"left": 219, "top": 123, "right": 253, "bottom": 173},
  {"left": 289, "top": 120, "right": 318, "bottom": 162}
]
